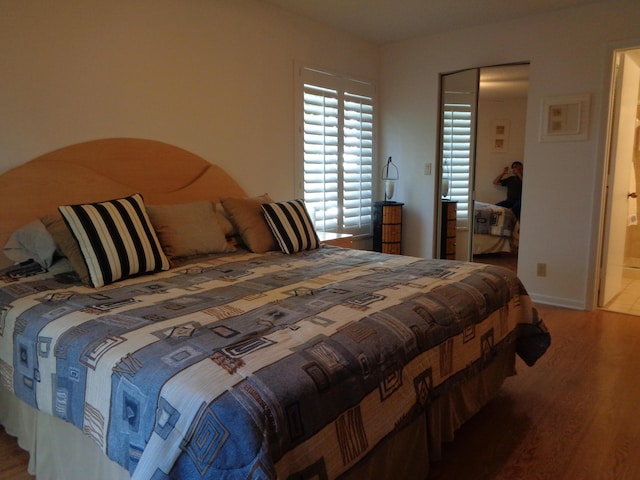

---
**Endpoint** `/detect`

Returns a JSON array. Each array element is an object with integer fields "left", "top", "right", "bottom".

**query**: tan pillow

[
  {"left": 41, "top": 214, "right": 92, "bottom": 284},
  {"left": 220, "top": 194, "right": 278, "bottom": 253},
  {"left": 214, "top": 203, "right": 236, "bottom": 237},
  {"left": 146, "top": 201, "right": 234, "bottom": 259}
]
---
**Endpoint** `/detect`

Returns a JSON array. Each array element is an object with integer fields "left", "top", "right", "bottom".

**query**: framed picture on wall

[
  {"left": 540, "top": 93, "right": 590, "bottom": 142},
  {"left": 490, "top": 119, "right": 510, "bottom": 152}
]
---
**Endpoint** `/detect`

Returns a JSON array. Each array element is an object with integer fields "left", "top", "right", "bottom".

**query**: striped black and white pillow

[
  {"left": 262, "top": 199, "right": 320, "bottom": 254},
  {"left": 59, "top": 194, "right": 170, "bottom": 287}
]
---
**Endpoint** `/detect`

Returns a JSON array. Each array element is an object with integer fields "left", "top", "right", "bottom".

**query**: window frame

[{"left": 294, "top": 63, "right": 376, "bottom": 236}]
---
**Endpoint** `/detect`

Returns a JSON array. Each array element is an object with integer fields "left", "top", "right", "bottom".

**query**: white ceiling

[{"left": 262, "top": 0, "right": 605, "bottom": 44}]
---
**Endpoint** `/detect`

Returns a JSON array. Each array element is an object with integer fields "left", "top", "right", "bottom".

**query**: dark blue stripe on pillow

[
  {"left": 59, "top": 193, "right": 169, "bottom": 287},
  {"left": 262, "top": 199, "right": 319, "bottom": 254},
  {"left": 122, "top": 195, "right": 167, "bottom": 270},
  {"left": 69, "top": 202, "right": 114, "bottom": 285},
  {"left": 98, "top": 201, "right": 133, "bottom": 278},
  {"left": 110, "top": 198, "right": 144, "bottom": 273}
]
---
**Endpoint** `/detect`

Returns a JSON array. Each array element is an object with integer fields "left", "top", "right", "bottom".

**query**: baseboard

[
  {"left": 624, "top": 267, "right": 640, "bottom": 280},
  {"left": 529, "top": 293, "right": 586, "bottom": 310}
]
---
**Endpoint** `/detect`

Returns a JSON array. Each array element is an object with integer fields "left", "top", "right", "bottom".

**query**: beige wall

[
  {"left": 380, "top": 0, "right": 640, "bottom": 309},
  {"left": 5, "top": 0, "right": 640, "bottom": 309},
  {"left": 0, "top": 0, "right": 379, "bottom": 199}
]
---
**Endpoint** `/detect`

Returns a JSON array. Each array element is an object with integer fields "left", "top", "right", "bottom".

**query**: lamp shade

[{"left": 382, "top": 156, "right": 399, "bottom": 201}]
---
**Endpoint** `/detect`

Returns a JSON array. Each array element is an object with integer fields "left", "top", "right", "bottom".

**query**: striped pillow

[
  {"left": 262, "top": 199, "right": 320, "bottom": 254},
  {"left": 59, "top": 194, "right": 170, "bottom": 287}
]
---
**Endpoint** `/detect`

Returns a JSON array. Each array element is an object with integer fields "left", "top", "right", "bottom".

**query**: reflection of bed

[
  {"left": 473, "top": 201, "right": 519, "bottom": 255},
  {"left": 0, "top": 139, "right": 549, "bottom": 480}
]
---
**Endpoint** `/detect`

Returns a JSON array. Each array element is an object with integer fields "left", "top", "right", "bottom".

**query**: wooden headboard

[{"left": 0, "top": 138, "right": 247, "bottom": 266}]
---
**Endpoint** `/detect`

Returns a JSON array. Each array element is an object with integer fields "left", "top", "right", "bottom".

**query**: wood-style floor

[
  {"left": 435, "top": 304, "right": 640, "bottom": 480},
  {"left": 1, "top": 305, "right": 640, "bottom": 480},
  {"left": 0, "top": 425, "right": 33, "bottom": 480}
]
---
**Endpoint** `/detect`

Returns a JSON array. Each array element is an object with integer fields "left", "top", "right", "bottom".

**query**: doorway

[
  {"left": 436, "top": 63, "right": 529, "bottom": 275},
  {"left": 599, "top": 47, "right": 640, "bottom": 314}
]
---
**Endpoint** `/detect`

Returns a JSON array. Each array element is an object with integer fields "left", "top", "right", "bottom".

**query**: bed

[
  {"left": 0, "top": 138, "right": 549, "bottom": 480},
  {"left": 473, "top": 201, "right": 519, "bottom": 255}
]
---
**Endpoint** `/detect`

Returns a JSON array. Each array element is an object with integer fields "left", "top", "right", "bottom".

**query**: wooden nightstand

[
  {"left": 373, "top": 201, "right": 404, "bottom": 254},
  {"left": 440, "top": 200, "right": 457, "bottom": 259},
  {"left": 317, "top": 231, "right": 353, "bottom": 248}
]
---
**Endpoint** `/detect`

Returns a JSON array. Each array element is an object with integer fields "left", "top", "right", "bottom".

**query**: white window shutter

[
  {"left": 342, "top": 93, "right": 373, "bottom": 231},
  {"left": 442, "top": 102, "right": 472, "bottom": 228},
  {"left": 300, "top": 68, "right": 374, "bottom": 235},
  {"left": 303, "top": 84, "right": 340, "bottom": 231}
]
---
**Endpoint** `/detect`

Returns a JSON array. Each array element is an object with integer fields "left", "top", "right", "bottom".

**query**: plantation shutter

[
  {"left": 342, "top": 92, "right": 373, "bottom": 231},
  {"left": 300, "top": 67, "right": 374, "bottom": 235},
  {"left": 442, "top": 99, "right": 473, "bottom": 228},
  {"left": 303, "top": 84, "right": 340, "bottom": 232}
]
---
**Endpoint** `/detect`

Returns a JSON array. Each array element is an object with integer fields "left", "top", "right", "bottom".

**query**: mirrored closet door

[{"left": 436, "top": 63, "right": 529, "bottom": 272}]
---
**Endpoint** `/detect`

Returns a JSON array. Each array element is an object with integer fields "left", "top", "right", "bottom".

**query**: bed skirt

[
  {"left": 473, "top": 233, "right": 512, "bottom": 255},
  {"left": 0, "top": 344, "right": 516, "bottom": 480}
]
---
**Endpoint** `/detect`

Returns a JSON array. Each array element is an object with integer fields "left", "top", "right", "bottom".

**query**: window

[
  {"left": 296, "top": 66, "right": 374, "bottom": 235},
  {"left": 442, "top": 98, "right": 473, "bottom": 228}
]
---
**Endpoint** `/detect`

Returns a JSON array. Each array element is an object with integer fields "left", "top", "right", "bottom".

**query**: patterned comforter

[
  {"left": 474, "top": 201, "right": 517, "bottom": 237},
  {"left": 0, "top": 247, "right": 548, "bottom": 479}
]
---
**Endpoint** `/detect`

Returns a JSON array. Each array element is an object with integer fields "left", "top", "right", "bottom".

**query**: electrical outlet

[
  {"left": 536, "top": 263, "right": 547, "bottom": 277},
  {"left": 424, "top": 162, "right": 432, "bottom": 175}
]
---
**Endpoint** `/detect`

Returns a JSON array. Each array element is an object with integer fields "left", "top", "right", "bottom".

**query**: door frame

[
  {"left": 598, "top": 50, "right": 640, "bottom": 307},
  {"left": 592, "top": 41, "right": 640, "bottom": 310}
]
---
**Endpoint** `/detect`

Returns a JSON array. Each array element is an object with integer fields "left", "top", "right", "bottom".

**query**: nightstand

[
  {"left": 373, "top": 201, "right": 403, "bottom": 254},
  {"left": 440, "top": 200, "right": 457, "bottom": 259},
  {"left": 317, "top": 231, "right": 354, "bottom": 248}
]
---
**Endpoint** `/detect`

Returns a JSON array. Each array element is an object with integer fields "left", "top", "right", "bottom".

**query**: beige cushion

[
  {"left": 146, "top": 201, "right": 234, "bottom": 259},
  {"left": 41, "top": 214, "right": 91, "bottom": 284},
  {"left": 214, "top": 203, "right": 236, "bottom": 237},
  {"left": 220, "top": 194, "right": 278, "bottom": 253}
]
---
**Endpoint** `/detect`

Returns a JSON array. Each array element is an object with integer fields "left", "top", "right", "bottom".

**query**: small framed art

[
  {"left": 491, "top": 119, "right": 510, "bottom": 152},
  {"left": 540, "top": 93, "right": 590, "bottom": 142}
]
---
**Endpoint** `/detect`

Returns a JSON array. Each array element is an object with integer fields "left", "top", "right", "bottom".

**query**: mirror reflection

[
  {"left": 438, "top": 68, "right": 478, "bottom": 261},
  {"left": 437, "top": 63, "right": 529, "bottom": 273}
]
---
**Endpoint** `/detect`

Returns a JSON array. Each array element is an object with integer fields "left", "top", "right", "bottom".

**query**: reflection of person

[{"left": 493, "top": 161, "right": 523, "bottom": 219}]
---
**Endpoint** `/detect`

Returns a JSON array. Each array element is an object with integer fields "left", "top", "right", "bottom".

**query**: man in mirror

[{"left": 493, "top": 161, "right": 523, "bottom": 219}]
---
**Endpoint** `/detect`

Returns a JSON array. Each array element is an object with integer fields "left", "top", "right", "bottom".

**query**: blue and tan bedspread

[
  {"left": 0, "top": 247, "right": 548, "bottom": 479},
  {"left": 474, "top": 201, "right": 517, "bottom": 237}
]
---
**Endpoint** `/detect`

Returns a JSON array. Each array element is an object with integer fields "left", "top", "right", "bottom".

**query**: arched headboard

[{"left": 0, "top": 138, "right": 247, "bottom": 266}]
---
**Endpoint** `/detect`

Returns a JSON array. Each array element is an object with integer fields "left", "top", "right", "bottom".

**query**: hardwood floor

[
  {"left": 0, "top": 426, "right": 34, "bottom": 480},
  {"left": 1, "top": 305, "right": 640, "bottom": 480},
  {"left": 435, "top": 305, "right": 640, "bottom": 480}
]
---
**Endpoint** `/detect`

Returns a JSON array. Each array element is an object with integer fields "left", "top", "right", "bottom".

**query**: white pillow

[{"left": 3, "top": 219, "right": 58, "bottom": 268}]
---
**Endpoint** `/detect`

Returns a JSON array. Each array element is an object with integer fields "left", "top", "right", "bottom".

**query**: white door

[{"left": 599, "top": 50, "right": 640, "bottom": 306}]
